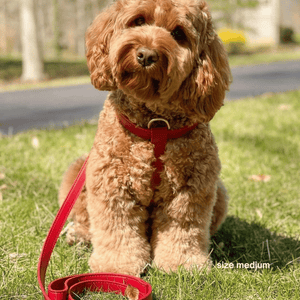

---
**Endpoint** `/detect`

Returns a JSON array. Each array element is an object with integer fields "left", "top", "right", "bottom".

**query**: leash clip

[{"left": 147, "top": 118, "right": 170, "bottom": 129}]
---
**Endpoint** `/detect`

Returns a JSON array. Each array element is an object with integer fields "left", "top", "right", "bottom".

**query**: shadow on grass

[
  {"left": 0, "top": 57, "right": 89, "bottom": 81},
  {"left": 211, "top": 215, "right": 300, "bottom": 269}
]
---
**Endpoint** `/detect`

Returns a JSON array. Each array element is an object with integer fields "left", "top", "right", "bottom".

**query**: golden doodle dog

[{"left": 59, "top": 0, "right": 231, "bottom": 276}]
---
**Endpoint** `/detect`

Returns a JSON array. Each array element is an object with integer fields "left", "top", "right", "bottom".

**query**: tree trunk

[
  {"left": 52, "top": 0, "right": 61, "bottom": 58},
  {"left": 76, "top": 0, "right": 86, "bottom": 57},
  {"left": 0, "top": 0, "right": 8, "bottom": 54},
  {"left": 20, "top": 0, "right": 45, "bottom": 81}
]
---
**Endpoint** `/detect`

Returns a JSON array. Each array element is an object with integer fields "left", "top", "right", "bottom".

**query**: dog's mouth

[
  {"left": 152, "top": 79, "right": 160, "bottom": 95},
  {"left": 119, "top": 70, "right": 161, "bottom": 99},
  {"left": 120, "top": 71, "right": 131, "bottom": 83}
]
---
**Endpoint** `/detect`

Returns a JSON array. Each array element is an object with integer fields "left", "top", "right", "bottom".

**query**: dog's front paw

[
  {"left": 180, "top": 254, "right": 212, "bottom": 272},
  {"left": 89, "top": 248, "right": 151, "bottom": 277},
  {"left": 153, "top": 251, "right": 211, "bottom": 273},
  {"left": 60, "top": 222, "right": 76, "bottom": 245},
  {"left": 60, "top": 222, "right": 90, "bottom": 245}
]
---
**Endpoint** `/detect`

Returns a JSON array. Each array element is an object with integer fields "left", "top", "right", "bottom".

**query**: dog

[{"left": 59, "top": 0, "right": 231, "bottom": 276}]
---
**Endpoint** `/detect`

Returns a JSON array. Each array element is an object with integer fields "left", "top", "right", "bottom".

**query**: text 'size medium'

[{"left": 217, "top": 261, "right": 271, "bottom": 270}]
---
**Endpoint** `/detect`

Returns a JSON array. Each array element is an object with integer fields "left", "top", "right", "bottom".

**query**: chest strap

[{"left": 117, "top": 114, "right": 198, "bottom": 189}]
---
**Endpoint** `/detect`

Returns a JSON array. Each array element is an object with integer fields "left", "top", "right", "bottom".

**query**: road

[
  {"left": 1, "top": 60, "right": 300, "bottom": 135},
  {"left": 228, "top": 60, "right": 300, "bottom": 100},
  {"left": 0, "top": 85, "right": 107, "bottom": 135}
]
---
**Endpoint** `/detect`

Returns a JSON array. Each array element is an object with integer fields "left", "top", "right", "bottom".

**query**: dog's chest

[
  {"left": 92, "top": 109, "right": 217, "bottom": 206},
  {"left": 126, "top": 134, "right": 206, "bottom": 204}
]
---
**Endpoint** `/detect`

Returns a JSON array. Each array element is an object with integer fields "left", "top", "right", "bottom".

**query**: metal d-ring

[{"left": 147, "top": 118, "right": 171, "bottom": 129}]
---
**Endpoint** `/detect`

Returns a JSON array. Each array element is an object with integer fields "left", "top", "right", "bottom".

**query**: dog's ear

[
  {"left": 85, "top": 3, "right": 119, "bottom": 91},
  {"left": 194, "top": 34, "right": 231, "bottom": 121},
  {"left": 190, "top": 5, "right": 231, "bottom": 122}
]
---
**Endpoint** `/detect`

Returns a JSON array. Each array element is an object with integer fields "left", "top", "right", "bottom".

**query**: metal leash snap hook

[{"left": 148, "top": 118, "right": 170, "bottom": 129}]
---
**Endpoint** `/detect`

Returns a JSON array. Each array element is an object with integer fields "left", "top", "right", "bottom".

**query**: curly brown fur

[
  {"left": 59, "top": 0, "right": 231, "bottom": 276},
  {"left": 59, "top": 154, "right": 91, "bottom": 244}
]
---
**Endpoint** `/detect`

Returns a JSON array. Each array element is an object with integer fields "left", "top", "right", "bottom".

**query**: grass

[
  {"left": 228, "top": 45, "right": 300, "bottom": 67},
  {"left": 0, "top": 75, "right": 91, "bottom": 93},
  {"left": 0, "top": 90, "right": 300, "bottom": 299},
  {"left": 0, "top": 56, "right": 89, "bottom": 81},
  {"left": 0, "top": 56, "right": 90, "bottom": 92}
]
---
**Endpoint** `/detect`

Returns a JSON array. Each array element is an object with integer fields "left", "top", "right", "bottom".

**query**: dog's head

[{"left": 86, "top": 0, "right": 231, "bottom": 122}]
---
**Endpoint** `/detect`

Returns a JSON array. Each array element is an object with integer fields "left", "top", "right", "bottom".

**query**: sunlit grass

[
  {"left": 0, "top": 91, "right": 299, "bottom": 299},
  {"left": 0, "top": 75, "right": 90, "bottom": 93},
  {"left": 229, "top": 46, "right": 300, "bottom": 67},
  {"left": 0, "top": 56, "right": 90, "bottom": 92}
]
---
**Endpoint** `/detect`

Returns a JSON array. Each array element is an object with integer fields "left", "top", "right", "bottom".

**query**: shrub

[
  {"left": 280, "top": 27, "right": 295, "bottom": 44},
  {"left": 218, "top": 28, "right": 247, "bottom": 54}
]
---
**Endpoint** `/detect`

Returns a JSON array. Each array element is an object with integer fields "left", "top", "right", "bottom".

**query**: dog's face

[{"left": 86, "top": 0, "right": 231, "bottom": 122}]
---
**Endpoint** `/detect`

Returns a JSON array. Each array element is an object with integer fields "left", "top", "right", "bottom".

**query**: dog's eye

[
  {"left": 134, "top": 16, "right": 146, "bottom": 26},
  {"left": 171, "top": 27, "right": 186, "bottom": 42}
]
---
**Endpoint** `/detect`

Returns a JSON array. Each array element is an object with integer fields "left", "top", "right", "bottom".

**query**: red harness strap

[{"left": 117, "top": 114, "right": 198, "bottom": 189}]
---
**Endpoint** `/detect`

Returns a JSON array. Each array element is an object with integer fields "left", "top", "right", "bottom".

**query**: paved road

[
  {"left": 0, "top": 85, "right": 107, "bottom": 135},
  {"left": 228, "top": 60, "right": 300, "bottom": 100},
  {"left": 1, "top": 60, "right": 300, "bottom": 135}
]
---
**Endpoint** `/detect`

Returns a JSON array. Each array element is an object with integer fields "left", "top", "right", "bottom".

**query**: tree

[
  {"left": 76, "top": 0, "right": 86, "bottom": 57},
  {"left": 52, "top": 0, "right": 62, "bottom": 58},
  {"left": 209, "top": 0, "right": 259, "bottom": 29},
  {"left": 0, "top": 0, "right": 8, "bottom": 54},
  {"left": 20, "top": 0, "right": 45, "bottom": 81}
]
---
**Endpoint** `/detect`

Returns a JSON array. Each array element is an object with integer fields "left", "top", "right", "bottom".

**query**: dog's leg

[
  {"left": 58, "top": 155, "right": 91, "bottom": 245},
  {"left": 210, "top": 179, "right": 228, "bottom": 236},
  {"left": 151, "top": 187, "right": 218, "bottom": 272},
  {"left": 86, "top": 194, "right": 151, "bottom": 276}
]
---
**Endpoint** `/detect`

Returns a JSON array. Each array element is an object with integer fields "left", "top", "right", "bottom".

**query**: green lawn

[
  {"left": 228, "top": 46, "right": 300, "bottom": 67},
  {"left": 0, "top": 90, "right": 300, "bottom": 299},
  {"left": 0, "top": 56, "right": 90, "bottom": 92},
  {"left": 0, "top": 57, "right": 89, "bottom": 81}
]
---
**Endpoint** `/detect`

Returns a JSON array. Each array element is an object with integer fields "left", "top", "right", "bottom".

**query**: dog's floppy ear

[
  {"left": 191, "top": 5, "right": 231, "bottom": 122},
  {"left": 86, "top": 3, "right": 120, "bottom": 91},
  {"left": 194, "top": 34, "right": 231, "bottom": 121}
]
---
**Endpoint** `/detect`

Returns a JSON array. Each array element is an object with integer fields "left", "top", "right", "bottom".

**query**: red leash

[{"left": 37, "top": 157, "right": 152, "bottom": 300}]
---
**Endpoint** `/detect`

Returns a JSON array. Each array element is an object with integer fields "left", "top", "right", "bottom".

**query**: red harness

[
  {"left": 37, "top": 114, "right": 198, "bottom": 300},
  {"left": 117, "top": 114, "right": 198, "bottom": 189}
]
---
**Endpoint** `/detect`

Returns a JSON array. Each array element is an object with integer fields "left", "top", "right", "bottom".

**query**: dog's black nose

[{"left": 136, "top": 47, "right": 159, "bottom": 67}]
